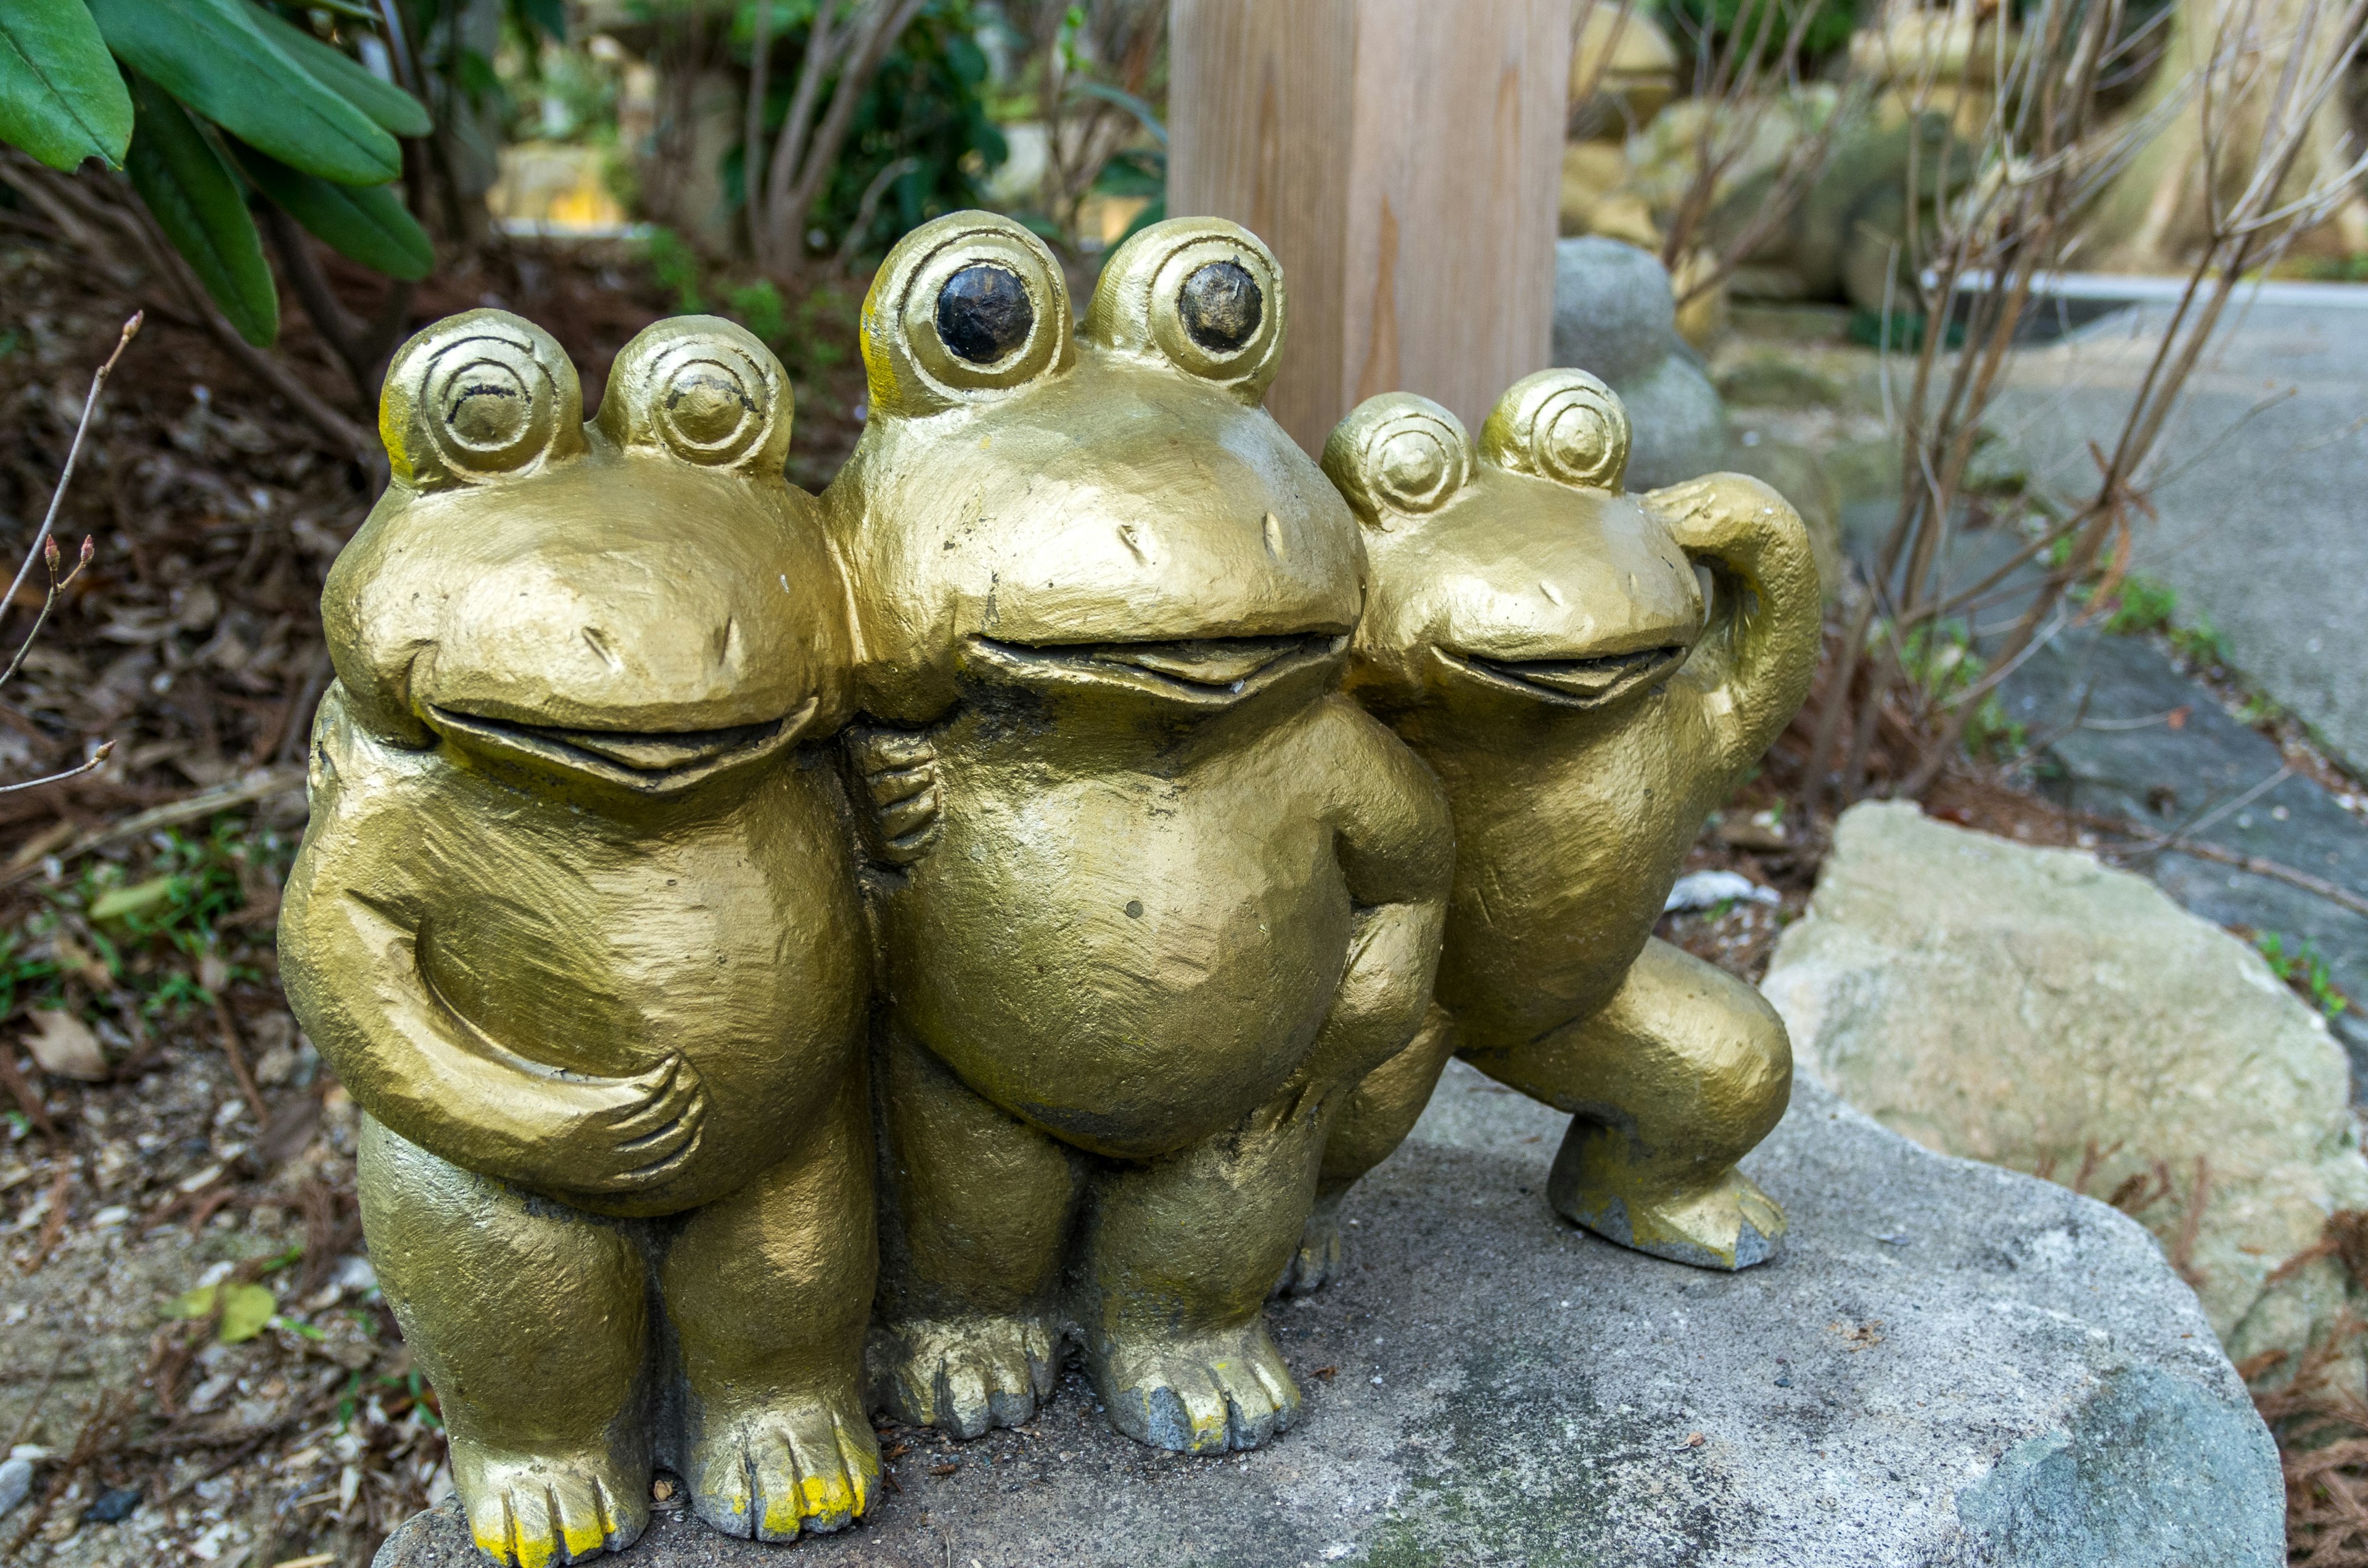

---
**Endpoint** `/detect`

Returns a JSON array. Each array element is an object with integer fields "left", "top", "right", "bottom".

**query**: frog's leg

[
  {"left": 1076, "top": 1089, "right": 1325, "bottom": 1453},
  {"left": 660, "top": 1066, "right": 877, "bottom": 1543},
  {"left": 1460, "top": 935, "right": 1792, "bottom": 1270},
  {"left": 1275, "top": 1004, "right": 1457, "bottom": 1296},
  {"left": 358, "top": 1115, "right": 649, "bottom": 1568},
  {"left": 872, "top": 1019, "right": 1084, "bottom": 1439}
]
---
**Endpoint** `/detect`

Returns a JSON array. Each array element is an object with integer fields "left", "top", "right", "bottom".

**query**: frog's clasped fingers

[{"left": 844, "top": 726, "right": 943, "bottom": 864}]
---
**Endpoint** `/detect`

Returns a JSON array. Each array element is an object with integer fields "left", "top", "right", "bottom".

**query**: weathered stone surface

[
  {"left": 1552, "top": 237, "right": 1729, "bottom": 490},
  {"left": 1763, "top": 799, "right": 2368, "bottom": 1400},
  {"left": 1997, "top": 626, "right": 2368, "bottom": 1079},
  {"left": 380, "top": 1061, "right": 2279, "bottom": 1567}
]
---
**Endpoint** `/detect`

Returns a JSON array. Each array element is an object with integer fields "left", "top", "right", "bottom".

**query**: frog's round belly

[
  {"left": 885, "top": 770, "right": 1352, "bottom": 1159},
  {"left": 418, "top": 782, "right": 866, "bottom": 1213}
]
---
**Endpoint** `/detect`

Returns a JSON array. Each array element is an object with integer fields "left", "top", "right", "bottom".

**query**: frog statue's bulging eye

[
  {"left": 863, "top": 214, "right": 1071, "bottom": 413},
  {"left": 598, "top": 316, "right": 793, "bottom": 475},
  {"left": 1322, "top": 393, "right": 1473, "bottom": 528},
  {"left": 380, "top": 310, "right": 585, "bottom": 491},
  {"left": 1480, "top": 369, "right": 1631, "bottom": 493},
  {"left": 1179, "top": 261, "right": 1262, "bottom": 354},
  {"left": 1083, "top": 218, "right": 1286, "bottom": 403},
  {"left": 935, "top": 265, "right": 1035, "bottom": 365}
]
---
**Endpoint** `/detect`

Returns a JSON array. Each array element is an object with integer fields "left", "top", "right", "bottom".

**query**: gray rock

[
  {"left": 1614, "top": 354, "right": 1731, "bottom": 491},
  {"left": 377, "top": 1063, "right": 2279, "bottom": 1567},
  {"left": 0, "top": 1456, "right": 30, "bottom": 1517},
  {"left": 1552, "top": 237, "right": 1732, "bottom": 491},
  {"left": 1553, "top": 236, "right": 1681, "bottom": 381},
  {"left": 1762, "top": 799, "right": 2368, "bottom": 1402}
]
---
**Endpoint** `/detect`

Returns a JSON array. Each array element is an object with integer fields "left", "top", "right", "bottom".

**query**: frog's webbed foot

[
  {"left": 451, "top": 1437, "right": 646, "bottom": 1567},
  {"left": 1553, "top": 1159, "right": 1786, "bottom": 1271},
  {"left": 684, "top": 1382, "right": 877, "bottom": 1541},
  {"left": 1270, "top": 1187, "right": 1346, "bottom": 1297},
  {"left": 844, "top": 726, "right": 941, "bottom": 865},
  {"left": 1089, "top": 1320, "right": 1302, "bottom": 1454},
  {"left": 868, "top": 1313, "right": 1060, "bottom": 1440}
]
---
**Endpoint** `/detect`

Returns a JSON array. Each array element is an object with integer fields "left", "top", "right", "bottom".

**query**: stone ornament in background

[
  {"left": 292, "top": 213, "right": 1828, "bottom": 1567},
  {"left": 280, "top": 313, "right": 879, "bottom": 1564},
  {"left": 1294, "top": 369, "right": 1822, "bottom": 1284}
]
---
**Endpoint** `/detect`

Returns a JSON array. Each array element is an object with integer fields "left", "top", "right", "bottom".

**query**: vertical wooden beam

[{"left": 1170, "top": 0, "right": 1569, "bottom": 453}]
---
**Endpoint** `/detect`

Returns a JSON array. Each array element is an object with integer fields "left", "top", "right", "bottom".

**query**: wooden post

[{"left": 1169, "top": 0, "right": 1570, "bottom": 454}]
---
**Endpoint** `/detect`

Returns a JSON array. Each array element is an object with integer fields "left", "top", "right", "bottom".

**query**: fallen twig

[{"left": 0, "top": 765, "right": 303, "bottom": 885}]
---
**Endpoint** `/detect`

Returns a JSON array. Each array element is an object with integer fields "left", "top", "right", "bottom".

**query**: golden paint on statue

[
  {"left": 285, "top": 215, "right": 1823, "bottom": 1568},
  {"left": 827, "top": 213, "right": 1452, "bottom": 1456},
  {"left": 280, "top": 313, "right": 876, "bottom": 1565},
  {"left": 1298, "top": 369, "right": 1822, "bottom": 1282}
]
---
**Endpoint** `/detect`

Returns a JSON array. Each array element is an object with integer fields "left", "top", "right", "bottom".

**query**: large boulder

[
  {"left": 1764, "top": 799, "right": 2368, "bottom": 1398},
  {"left": 379, "top": 1061, "right": 2281, "bottom": 1566}
]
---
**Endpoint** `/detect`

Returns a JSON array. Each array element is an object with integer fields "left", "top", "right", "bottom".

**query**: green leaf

[
  {"left": 249, "top": 8, "right": 431, "bottom": 140},
  {"left": 0, "top": 0, "right": 133, "bottom": 171},
  {"left": 217, "top": 1281, "right": 277, "bottom": 1342},
  {"left": 233, "top": 141, "right": 430, "bottom": 280},
  {"left": 124, "top": 77, "right": 278, "bottom": 347},
  {"left": 89, "top": 875, "right": 178, "bottom": 922},
  {"left": 87, "top": 0, "right": 398, "bottom": 186},
  {"left": 166, "top": 1283, "right": 220, "bottom": 1318}
]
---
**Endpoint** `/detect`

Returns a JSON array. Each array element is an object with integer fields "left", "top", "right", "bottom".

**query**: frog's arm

[
  {"left": 1297, "top": 699, "right": 1455, "bottom": 1094},
  {"left": 278, "top": 688, "right": 704, "bottom": 1194},
  {"left": 1644, "top": 473, "right": 1822, "bottom": 786}
]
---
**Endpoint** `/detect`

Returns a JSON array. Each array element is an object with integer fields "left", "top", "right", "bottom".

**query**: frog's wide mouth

[
  {"left": 426, "top": 698, "right": 813, "bottom": 792},
  {"left": 969, "top": 633, "right": 1346, "bottom": 705},
  {"left": 1435, "top": 644, "right": 1691, "bottom": 708}
]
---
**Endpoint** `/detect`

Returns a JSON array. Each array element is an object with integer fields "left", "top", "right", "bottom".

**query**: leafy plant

[
  {"left": 0, "top": 0, "right": 433, "bottom": 347},
  {"left": 2105, "top": 575, "right": 2179, "bottom": 635},
  {"left": 1658, "top": 0, "right": 1860, "bottom": 69},
  {"left": 2258, "top": 932, "right": 2351, "bottom": 1020}
]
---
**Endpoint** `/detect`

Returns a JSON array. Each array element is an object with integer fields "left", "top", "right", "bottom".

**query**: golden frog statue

[
  {"left": 278, "top": 313, "right": 878, "bottom": 1564},
  {"left": 826, "top": 212, "right": 1453, "bottom": 1455},
  {"left": 1296, "top": 371, "right": 1822, "bottom": 1280}
]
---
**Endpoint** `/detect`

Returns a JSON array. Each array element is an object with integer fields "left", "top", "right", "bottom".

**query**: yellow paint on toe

[{"left": 561, "top": 1515, "right": 610, "bottom": 1561}]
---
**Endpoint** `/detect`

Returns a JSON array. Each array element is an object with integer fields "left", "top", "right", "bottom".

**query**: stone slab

[
  {"left": 2000, "top": 625, "right": 2368, "bottom": 1079},
  {"left": 379, "top": 1064, "right": 2280, "bottom": 1568},
  {"left": 1995, "top": 298, "right": 2368, "bottom": 773}
]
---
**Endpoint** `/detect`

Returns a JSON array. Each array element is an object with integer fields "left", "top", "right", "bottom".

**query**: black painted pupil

[
  {"left": 935, "top": 265, "right": 1033, "bottom": 364},
  {"left": 1180, "top": 260, "right": 1262, "bottom": 353}
]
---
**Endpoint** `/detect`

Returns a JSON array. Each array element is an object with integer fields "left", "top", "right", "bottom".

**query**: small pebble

[
  {"left": 0, "top": 1456, "right": 30, "bottom": 1516},
  {"left": 1775, "top": 1375, "right": 1794, "bottom": 1387},
  {"left": 83, "top": 1485, "right": 140, "bottom": 1524}
]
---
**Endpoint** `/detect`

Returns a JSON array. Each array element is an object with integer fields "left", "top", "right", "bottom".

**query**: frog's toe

[
  {"left": 452, "top": 1437, "right": 644, "bottom": 1567},
  {"left": 1092, "top": 1319, "right": 1301, "bottom": 1454},
  {"left": 1555, "top": 1164, "right": 1787, "bottom": 1271},
  {"left": 685, "top": 1385, "right": 877, "bottom": 1541},
  {"left": 870, "top": 1313, "right": 1059, "bottom": 1440},
  {"left": 1270, "top": 1191, "right": 1344, "bottom": 1297}
]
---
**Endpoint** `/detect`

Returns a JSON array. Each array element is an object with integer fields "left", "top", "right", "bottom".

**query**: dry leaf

[{"left": 23, "top": 1008, "right": 107, "bottom": 1081}]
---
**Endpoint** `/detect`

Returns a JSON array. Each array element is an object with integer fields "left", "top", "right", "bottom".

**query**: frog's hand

[
  {"left": 281, "top": 874, "right": 705, "bottom": 1194},
  {"left": 842, "top": 724, "right": 942, "bottom": 866},
  {"left": 1644, "top": 472, "right": 1822, "bottom": 781},
  {"left": 1298, "top": 699, "right": 1455, "bottom": 1093}
]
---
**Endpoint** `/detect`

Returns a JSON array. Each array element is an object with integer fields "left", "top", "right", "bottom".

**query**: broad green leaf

[
  {"left": 0, "top": 0, "right": 133, "bottom": 171},
  {"left": 124, "top": 77, "right": 278, "bottom": 347},
  {"left": 217, "top": 1282, "right": 277, "bottom": 1343},
  {"left": 87, "top": 0, "right": 398, "bottom": 186},
  {"left": 89, "top": 873, "right": 175, "bottom": 922},
  {"left": 249, "top": 9, "right": 430, "bottom": 141},
  {"left": 232, "top": 141, "right": 432, "bottom": 281},
  {"left": 166, "top": 1283, "right": 220, "bottom": 1318}
]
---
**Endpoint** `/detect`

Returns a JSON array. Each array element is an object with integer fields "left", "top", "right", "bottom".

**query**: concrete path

[{"left": 1992, "top": 291, "right": 2368, "bottom": 772}]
